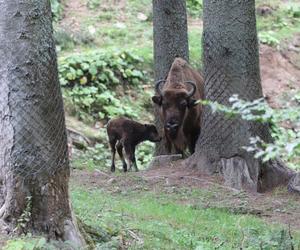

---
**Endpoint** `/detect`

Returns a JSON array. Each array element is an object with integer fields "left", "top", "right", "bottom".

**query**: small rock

[
  {"left": 147, "top": 154, "right": 182, "bottom": 169},
  {"left": 114, "top": 22, "right": 126, "bottom": 29},
  {"left": 256, "top": 5, "right": 273, "bottom": 16},
  {"left": 107, "top": 178, "right": 116, "bottom": 184},
  {"left": 137, "top": 12, "right": 148, "bottom": 21}
]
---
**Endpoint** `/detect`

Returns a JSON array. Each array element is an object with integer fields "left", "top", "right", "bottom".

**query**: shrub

[
  {"left": 87, "top": 0, "right": 101, "bottom": 10},
  {"left": 258, "top": 31, "right": 280, "bottom": 46},
  {"left": 200, "top": 94, "right": 300, "bottom": 169},
  {"left": 187, "top": 0, "right": 203, "bottom": 17},
  {"left": 59, "top": 50, "right": 149, "bottom": 121},
  {"left": 51, "top": 0, "right": 63, "bottom": 22}
]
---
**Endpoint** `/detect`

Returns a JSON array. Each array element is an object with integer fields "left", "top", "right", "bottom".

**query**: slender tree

[
  {"left": 189, "top": 0, "right": 295, "bottom": 192},
  {"left": 0, "top": 0, "right": 85, "bottom": 245},
  {"left": 152, "top": 0, "right": 189, "bottom": 155}
]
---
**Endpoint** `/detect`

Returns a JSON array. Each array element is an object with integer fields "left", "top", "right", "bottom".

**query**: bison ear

[
  {"left": 152, "top": 96, "right": 162, "bottom": 106},
  {"left": 187, "top": 98, "right": 198, "bottom": 108}
]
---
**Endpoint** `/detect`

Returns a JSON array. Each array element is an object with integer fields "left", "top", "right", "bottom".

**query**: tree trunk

[
  {"left": 188, "top": 0, "right": 295, "bottom": 192},
  {"left": 152, "top": 0, "right": 189, "bottom": 155},
  {"left": 0, "top": 0, "right": 85, "bottom": 246}
]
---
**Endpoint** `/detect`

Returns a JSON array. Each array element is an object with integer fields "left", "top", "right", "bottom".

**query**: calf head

[
  {"left": 144, "top": 124, "right": 162, "bottom": 142},
  {"left": 152, "top": 80, "right": 198, "bottom": 139}
]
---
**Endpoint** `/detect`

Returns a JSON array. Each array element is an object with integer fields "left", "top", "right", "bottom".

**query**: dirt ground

[
  {"left": 65, "top": 0, "right": 300, "bottom": 235},
  {"left": 71, "top": 160, "right": 300, "bottom": 231},
  {"left": 260, "top": 36, "right": 300, "bottom": 108}
]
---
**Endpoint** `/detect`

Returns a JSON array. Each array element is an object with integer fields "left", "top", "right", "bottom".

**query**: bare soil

[{"left": 260, "top": 38, "right": 300, "bottom": 108}]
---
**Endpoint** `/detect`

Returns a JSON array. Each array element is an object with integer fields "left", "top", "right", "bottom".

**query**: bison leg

[
  {"left": 116, "top": 141, "right": 127, "bottom": 172},
  {"left": 174, "top": 146, "right": 184, "bottom": 158},
  {"left": 165, "top": 135, "right": 173, "bottom": 154},
  {"left": 109, "top": 138, "right": 117, "bottom": 172},
  {"left": 188, "top": 132, "right": 199, "bottom": 155},
  {"left": 124, "top": 143, "right": 138, "bottom": 172}
]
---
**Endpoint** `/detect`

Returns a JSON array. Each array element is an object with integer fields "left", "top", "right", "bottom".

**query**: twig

[
  {"left": 127, "top": 229, "right": 144, "bottom": 244},
  {"left": 95, "top": 169, "right": 111, "bottom": 178},
  {"left": 288, "top": 224, "right": 295, "bottom": 250}
]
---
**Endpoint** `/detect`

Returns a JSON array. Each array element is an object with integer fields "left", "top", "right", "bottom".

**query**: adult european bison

[{"left": 152, "top": 57, "right": 204, "bottom": 156}]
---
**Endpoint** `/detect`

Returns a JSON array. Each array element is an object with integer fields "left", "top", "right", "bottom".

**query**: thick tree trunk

[
  {"left": 188, "top": 0, "right": 295, "bottom": 192},
  {"left": 152, "top": 0, "right": 189, "bottom": 155},
  {"left": 0, "top": 0, "right": 85, "bottom": 246}
]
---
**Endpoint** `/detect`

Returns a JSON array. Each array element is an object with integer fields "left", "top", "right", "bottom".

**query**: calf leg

[
  {"left": 124, "top": 142, "right": 138, "bottom": 172},
  {"left": 109, "top": 138, "right": 117, "bottom": 172},
  {"left": 116, "top": 141, "right": 127, "bottom": 172}
]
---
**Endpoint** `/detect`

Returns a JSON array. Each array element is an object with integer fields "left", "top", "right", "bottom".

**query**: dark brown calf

[{"left": 107, "top": 117, "right": 161, "bottom": 172}]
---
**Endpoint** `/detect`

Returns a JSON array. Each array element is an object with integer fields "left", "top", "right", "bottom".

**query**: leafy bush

[
  {"left": 72, "top": 141, "right": 155, "bottom": 171},
  {"left": 4, "top": 237, "right": 77, "bottom": 250},
  {"left": 50, "top": 0, "right": 63, "bottom": 22},
  {"left": 187, "top": 0, "right": 203, "bottom": 17},
  {"left": 59, "top": 50, "right": 149, "bottom": 121},
  {"left": 200, "top": 94, "right": 300, "bottom": 169},
  {"left": 287, "top": 6, "right": 300, "bottom": 18},
  {"left": 258, "top": 31, "right": 280, "bottom": 46}
]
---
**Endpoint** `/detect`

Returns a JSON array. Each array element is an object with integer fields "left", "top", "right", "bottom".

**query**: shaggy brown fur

[
  {"left": 152, "top": 57, "right": 204, "bottom": 155},
  {"left": 107, "top": 117, "right": 161, "bottom": 172}
]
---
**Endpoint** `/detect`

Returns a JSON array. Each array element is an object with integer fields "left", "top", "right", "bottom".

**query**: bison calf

[{"left": 107, "top": 117, "right": 161, "bottom": 172}]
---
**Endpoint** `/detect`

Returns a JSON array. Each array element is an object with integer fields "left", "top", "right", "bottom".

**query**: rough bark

[
  {"left": 188, "top": 0, "right": 295, "bottom": 192},
  {"left": 0, "top": 0, "right": 85, "bottom": 246},
  {"left": 152, "top": 0, "right": 189, "bottom": 155}
]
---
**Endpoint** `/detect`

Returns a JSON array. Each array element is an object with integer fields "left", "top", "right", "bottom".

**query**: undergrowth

[{"left": 59, "top": 50, "right": 151, "bottom": 122}]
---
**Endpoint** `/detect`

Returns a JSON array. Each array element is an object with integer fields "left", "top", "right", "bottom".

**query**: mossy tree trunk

[
  {"left": 152, "top": 0, "right": 189, "bottom": 155},
  {"left": 188, "top": 0, "right": 296, "bottom": 192},
  {"left": 0, "top": 0, "right": 85, "bottom": 245}
]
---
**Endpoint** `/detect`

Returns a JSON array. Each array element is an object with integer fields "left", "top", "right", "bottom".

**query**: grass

[
  {"left": 71, "top": 186, "right": 300, "bottom": 249},
  {"left": 57, "top": 0, "right": 300, "bottom": 66},
  {"left": 53, "top": 0, "right": 300, "bottom": 248}
]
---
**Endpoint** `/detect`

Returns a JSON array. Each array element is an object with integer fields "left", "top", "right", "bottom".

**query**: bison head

[
  {"left": 152, "top": 80, "right": 198, "bottom": 139},
  {"left": 144, "top": 124, "right": 162, "bottom": 142}
]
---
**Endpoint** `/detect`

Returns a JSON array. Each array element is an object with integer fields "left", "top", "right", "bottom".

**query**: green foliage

[
  {"left": 136, "top": 141, "right": 155, "bottom": 168},
  {"left": 258, "top": 31, "right": 280, "bottom": 46},
  {"left": 4, "top": 237, "right": 78, "bottom": 250},
  {"left": 186, "top": 0, "right": 203, "bottom": 17},
  {"left": 50, "top": 0, "right": 63, "bottom": 22},
  {"left": 59, "top": 50, "right": 148, "bottom": 121},
  {"left": 200, "top": 94, "right": 300, "bottom": 169},
  {"left": 87, "top": 0, "right": 100, "bottom": 10},
  {"left": 256, "top": 1, "right": 300, "bottom": 46},
  {"left": 4, "top": 237, "right": 47, "bottom": 250},
  {"left": 71, "top": 138, "right": 155, "bottom": 172},
  {"left": 15, "top": 197, "right": 32, "bottom": 234}
]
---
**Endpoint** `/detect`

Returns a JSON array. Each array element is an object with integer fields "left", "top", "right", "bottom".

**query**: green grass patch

[{"left": 71, "top": 187, "right": 300, "bottom": 249}]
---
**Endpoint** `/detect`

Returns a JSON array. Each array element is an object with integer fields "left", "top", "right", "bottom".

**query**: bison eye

[{"left": 180, "top": 100, "right": 187, "bottom": 108}]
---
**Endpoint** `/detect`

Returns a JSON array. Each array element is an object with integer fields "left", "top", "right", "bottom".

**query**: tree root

[
  {"left": 76, "top": 217, "right": 112, "bottom": 250},
  {"left": 188, "top": 153, "right": 298, "bottom": 194}
]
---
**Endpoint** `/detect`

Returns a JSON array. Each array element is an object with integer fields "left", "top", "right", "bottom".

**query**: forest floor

[
  {"left": 71, "top": 161, "right": 300, "bottom": 231},
  {"left": 4, "top": 0, "right": 300, "bottom": 249},
  {"left": 61, "top": 0, "right": 300, "bottom": 249},
  {"left": 71, "top": 159, "right": 300, "bottom": 249}
]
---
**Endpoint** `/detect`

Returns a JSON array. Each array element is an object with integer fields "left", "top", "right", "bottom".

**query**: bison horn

[
  {"left": 185, "top": 81, "right": 196, "bottom": 97},
  {"left": 155, "top": 79, "right": 166, "bottom": 96}
]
